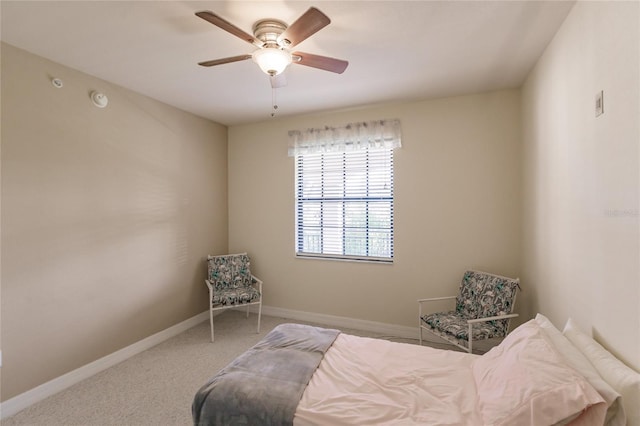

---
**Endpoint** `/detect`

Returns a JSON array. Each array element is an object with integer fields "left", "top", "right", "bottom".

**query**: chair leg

[
  {"left": 418, "top": 303, "right": 423, "bottom": 345},
  {"left": 210, "top": 307, "right": 214, "bottom": 343},
  {"left": 257, "top": 301, "right": 262, "bottom": 334}
]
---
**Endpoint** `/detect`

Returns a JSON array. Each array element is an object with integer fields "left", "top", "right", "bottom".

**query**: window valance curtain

[{"left": 287, "top": 119, "right": 402, "bottom": 156}]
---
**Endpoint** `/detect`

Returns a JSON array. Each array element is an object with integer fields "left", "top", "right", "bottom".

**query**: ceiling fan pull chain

[{"left": 271, "top": 87, "right": 278, "bottom": 117}]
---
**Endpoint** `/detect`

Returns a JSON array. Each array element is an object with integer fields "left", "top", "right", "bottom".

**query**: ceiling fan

[{"left": 195, "top": 7, "right": 348, "bottom": 87}]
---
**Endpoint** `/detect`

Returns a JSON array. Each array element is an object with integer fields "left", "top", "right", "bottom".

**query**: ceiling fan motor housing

[{"left": 252, "top": 19, "right": 289, "bottom": 47}]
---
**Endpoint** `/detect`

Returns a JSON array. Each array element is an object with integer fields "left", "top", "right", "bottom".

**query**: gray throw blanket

[{"left": 192, "top": 323, "right": 340, "bottom": 426}]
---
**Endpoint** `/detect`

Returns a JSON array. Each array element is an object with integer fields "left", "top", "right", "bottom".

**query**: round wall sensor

[
  {"left": 90, "top": 91, "right": 108, "bottom": 108},
  {"left": 51, "top": 78, "right": 63, "bottom": 88}
]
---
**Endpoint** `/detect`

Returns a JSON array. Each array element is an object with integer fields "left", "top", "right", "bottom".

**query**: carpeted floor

[{"left": 2, "top": 311, "right": 461, "bottom": 426}]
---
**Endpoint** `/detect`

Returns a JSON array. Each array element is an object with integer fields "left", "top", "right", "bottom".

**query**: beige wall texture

[
  {"left": 521, "top": 1, "right": 639, "bottom": 370},
  {"left": 228, "top": 90, "right": 522, "bottom": 329},
  {"left": 0, "top": 43, "right": 228, "bottom": 400}
]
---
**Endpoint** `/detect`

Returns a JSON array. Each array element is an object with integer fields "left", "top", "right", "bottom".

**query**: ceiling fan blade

[
  {"left": 292, "top": 51, "right": 348, "bottom": 74},
  {"left": 198, "top": 54, "right": 252, "bottom": 67},
  {"left": 195, "top": 11, "right": 263, "bottom": 47},
  {"left": 270, "top": 74, "right": 287, "bottom": 88},
  {"left": 278, "top": 7, "right": 330, "bottom": 48}
]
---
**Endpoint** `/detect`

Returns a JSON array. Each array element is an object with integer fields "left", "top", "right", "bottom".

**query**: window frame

[{"left": 294, "top": 147, "right": 395, "bottom": 263}]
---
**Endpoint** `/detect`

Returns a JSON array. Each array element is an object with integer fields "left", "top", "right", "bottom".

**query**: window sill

[{"left": 295, "top": 253, "right": 393, "bottom": 264}]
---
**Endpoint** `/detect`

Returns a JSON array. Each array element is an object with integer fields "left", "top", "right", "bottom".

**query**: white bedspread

[
  {"left": 293, "top": 320, "right": 608, "bottom": 426},
  {"left": 294, "top": 334, "right": 481, "bottom": 425}
]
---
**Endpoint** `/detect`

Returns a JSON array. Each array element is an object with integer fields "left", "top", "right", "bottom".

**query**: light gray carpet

[{"left": 2, "top": 311, "right": 462, "bottom": 426}]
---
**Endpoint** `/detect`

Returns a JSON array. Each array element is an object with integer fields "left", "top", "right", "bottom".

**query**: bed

[{"left": 193, "top": 315, "right": 639, "bottom": 426}]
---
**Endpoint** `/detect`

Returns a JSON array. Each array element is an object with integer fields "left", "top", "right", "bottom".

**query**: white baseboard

[
  {"left": 0, "top": 311, "right": 209, "bottom": 420},
  {"left": 254, "top": 305, "right": 420, "bottom": 340}
]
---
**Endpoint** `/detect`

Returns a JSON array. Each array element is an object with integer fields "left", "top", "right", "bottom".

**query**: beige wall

[
  {"left": 521, "top": 1, "right": 639, "bottom": 370},
  {"left": 228, "top": 90, "right": 522, "bottom": 328},
  {"left": 0, "top": 43, "right": 228, "bottom": 400}
]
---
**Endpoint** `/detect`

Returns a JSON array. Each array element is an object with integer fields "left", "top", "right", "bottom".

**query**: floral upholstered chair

[
  {"left": 206, "top": 253, "right": 262, "bottom": 342},
  {"left": 418, "top": 270, "right": 520, "bottom": 353}
]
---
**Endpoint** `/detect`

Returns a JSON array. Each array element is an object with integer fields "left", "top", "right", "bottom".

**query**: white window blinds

[{"left": 290, "top": 120, "right": 401, "bottom": 262}]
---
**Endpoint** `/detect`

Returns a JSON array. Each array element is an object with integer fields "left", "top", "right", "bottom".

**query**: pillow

[
  {"left": 535, "top": 314, "right": 626, "bottom": 426},
  {"left": 472, "top": 320, "right": 607, "bottom": 426},
  {"left": 563, "top": 318, "right": 640, "bottom": 426}
]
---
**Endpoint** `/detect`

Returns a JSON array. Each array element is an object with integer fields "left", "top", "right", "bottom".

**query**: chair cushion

[
  {"left": 212, "top": 286, "right": 261, "bottom": 306},
  {"left": 455, "top": 270, "right": 519, "bottom": 335},
  {"left": 208, "top": 253, "right": 253, "bottom": 290},
  {"left": 421, "top": 311, "right": 503, "bottom": 340},
  {"left": 456, "top": 271, "right": 484, "bottom": 318}
]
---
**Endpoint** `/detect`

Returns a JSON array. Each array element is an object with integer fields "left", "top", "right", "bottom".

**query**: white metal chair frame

[
  {"left": 205, "top": 255, "right": 263, "bottom": 342},
  {"left": 418, "top": 272, "right": 519, "bottom": 354}
]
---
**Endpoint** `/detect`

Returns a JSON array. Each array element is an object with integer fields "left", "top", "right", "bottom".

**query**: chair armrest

[
  {"left": 205, "top": 279, "right": 213, "bottom": 291},
  {"left": 417, "top": 296, "right": 456, "bottom": 304},
  {"left": 466, "top": 313, "right": 518, "bottom": 324},
  {"left": 418, "top": 296, "right": 456, "bottom": 319}
]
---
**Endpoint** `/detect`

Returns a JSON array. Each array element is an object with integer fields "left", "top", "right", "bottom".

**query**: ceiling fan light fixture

[{"left": 252, "top": 48, "right": 292, "bottom": 76}]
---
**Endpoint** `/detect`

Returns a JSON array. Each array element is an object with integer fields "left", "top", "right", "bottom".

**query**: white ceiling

[{"left": 0, "top": 1, "right": 575, "bottom": 126}]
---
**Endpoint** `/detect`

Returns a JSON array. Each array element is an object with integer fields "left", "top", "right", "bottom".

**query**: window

[
  {"left": 289, "top": 120, "right": 400, "bottom": 262},
  {"left": 295, "top": 149, "right": 394, "bottom": 261}
]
